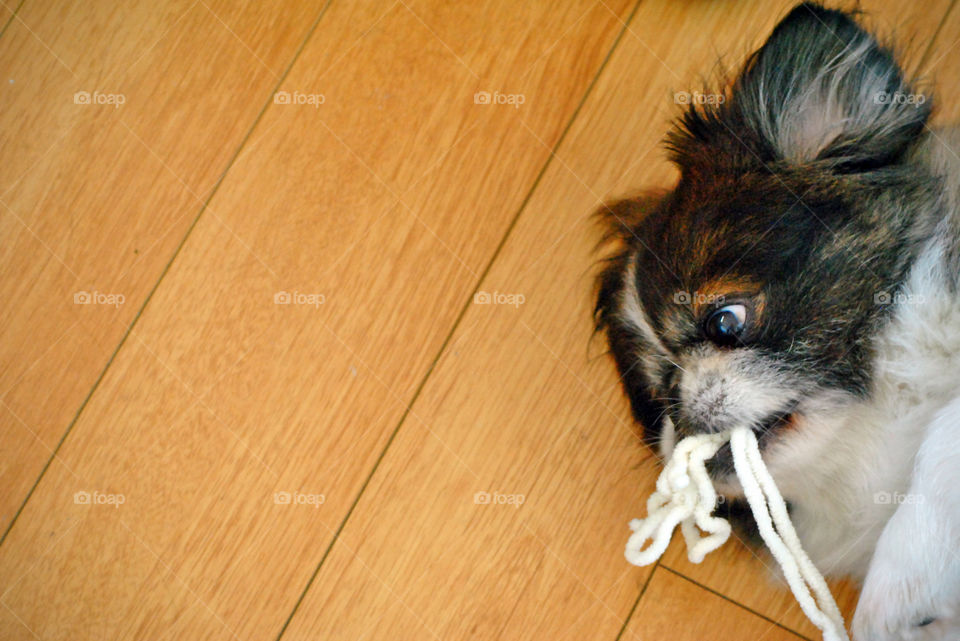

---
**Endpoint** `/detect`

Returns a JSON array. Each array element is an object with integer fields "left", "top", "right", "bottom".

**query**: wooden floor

[{"left": 1, "top": 1, "right": 958, "bottom": 639}]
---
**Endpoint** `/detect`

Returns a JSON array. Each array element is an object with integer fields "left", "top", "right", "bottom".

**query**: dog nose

[
  {"left": 673, "top": 373, "right": 734, "bottom": 435},
  {"left": 698, "top": 377, "right": 728, "bottom": 416}
]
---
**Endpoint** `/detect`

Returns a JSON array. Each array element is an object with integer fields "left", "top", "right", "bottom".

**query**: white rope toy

[{"left": 625, "top": 426, "right": 849, "bottom": 641}]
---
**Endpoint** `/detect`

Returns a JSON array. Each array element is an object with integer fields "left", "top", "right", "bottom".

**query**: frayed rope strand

[{"left": 624, "top": 426, "right": 849, "bottom": 641}]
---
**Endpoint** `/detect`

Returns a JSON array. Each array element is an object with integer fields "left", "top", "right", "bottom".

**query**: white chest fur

[{"left": 772, "top": 236, "right": 960, "bottom": 579}]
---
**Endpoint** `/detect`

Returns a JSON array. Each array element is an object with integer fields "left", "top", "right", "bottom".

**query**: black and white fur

[{"left": 594, "top": 4, "right": 960, "bottom": 639}]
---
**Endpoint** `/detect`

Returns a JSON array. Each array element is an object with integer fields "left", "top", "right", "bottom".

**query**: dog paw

[
  {"left": 852, "top": 505, "right": 958, "bottom": 640},
  {"left": 852, "top": 560, "right": 947, "bottom": 640}
]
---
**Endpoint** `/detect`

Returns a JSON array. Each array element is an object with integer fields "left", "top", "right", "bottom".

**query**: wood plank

[
  {"left": 662, "top": 533, "right": 860, "bottom": 639},
  {"left": 623, "top": 568, "right": 804, "bottom": 641},
  {"left": 923, "top": 0, "right": 960, "bottom": 123},
  {"left": 281, "top": 1, "right": 956, "bottom": 638},
  {"left": 0, "top": 3, "right": 14, "bottom": 35},
  {"left": 276, "top": 2, "right": 836, "bottom": 640},
  {"left": 0, "top": 1, "right": 635, "bottom": 639},
  {"left": 0, "top": 0, "right": 325, "bottom": 533},
  {"left": 859, "top": 0, "right": 956, "bottom": 77}
]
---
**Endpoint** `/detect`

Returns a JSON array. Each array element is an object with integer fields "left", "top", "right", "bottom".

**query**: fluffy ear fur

[
  {"left": 670, "top": 2, "right": 931, "bottom": 171},
  {"left": 593, "top": 194, "right": 670, "bottom": 448}
]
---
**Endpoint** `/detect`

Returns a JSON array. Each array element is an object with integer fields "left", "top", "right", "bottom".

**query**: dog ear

[
  {"left": 669, "top": 3, "right": 931, "bottom": 172},
  {"left": 732, "top": 2, "right": 930, "bottom": 169},
  {"left": 593, "top": 193, "right": 667, "bottom": 336},
  {"left": 593, "top": 194, "right": 670, "bottom": 448}
]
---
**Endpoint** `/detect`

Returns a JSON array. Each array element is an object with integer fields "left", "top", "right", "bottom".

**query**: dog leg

[{"left": 853, "top": 395, "right": 960, "bottom": 640}]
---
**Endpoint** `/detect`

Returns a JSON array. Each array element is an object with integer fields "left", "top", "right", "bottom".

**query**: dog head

[{"left": 595, "top": 3, "right": 936, "bottom": 479}]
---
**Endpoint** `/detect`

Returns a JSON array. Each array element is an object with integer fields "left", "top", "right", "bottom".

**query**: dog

[{"left": 594, "top": 4, "right": 960, "bottom": 639}]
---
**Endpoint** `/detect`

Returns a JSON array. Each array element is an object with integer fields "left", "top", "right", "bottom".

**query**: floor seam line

[{"left": 269, "top": 1, "right": 648, "bottom": 638}]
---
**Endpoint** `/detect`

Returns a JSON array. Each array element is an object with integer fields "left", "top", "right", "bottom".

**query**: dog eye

[{"left": 704, "top": 304, "right": 748, "bottom": 346}]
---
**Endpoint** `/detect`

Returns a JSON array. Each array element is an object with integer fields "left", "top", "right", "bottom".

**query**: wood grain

[
  {"left": 662, "top": 532, "right": 861, "bottom": 638},
  {"left": 0, "top": 2, "right": 14, "bottom": 35},
  {"left": 0, "top": 1, "right": 634, "bottom": 639},
  {"left": 277, "top": 2, "right": 843, "bottom": 640},
  {"left": 0, "top": 0, "right": 325, "bottom": 533},
  {"left": 1, "top": 1, "right": 957, "bottom": 640},
  {"left": 923, "top": 0, "right": 960, "bottom": 124},
  {"left": 623, "top": 568, "right": 804, "bottom": 641},
  {"left": 280, "top": 1, "right": 958, "bottom": 639}
]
